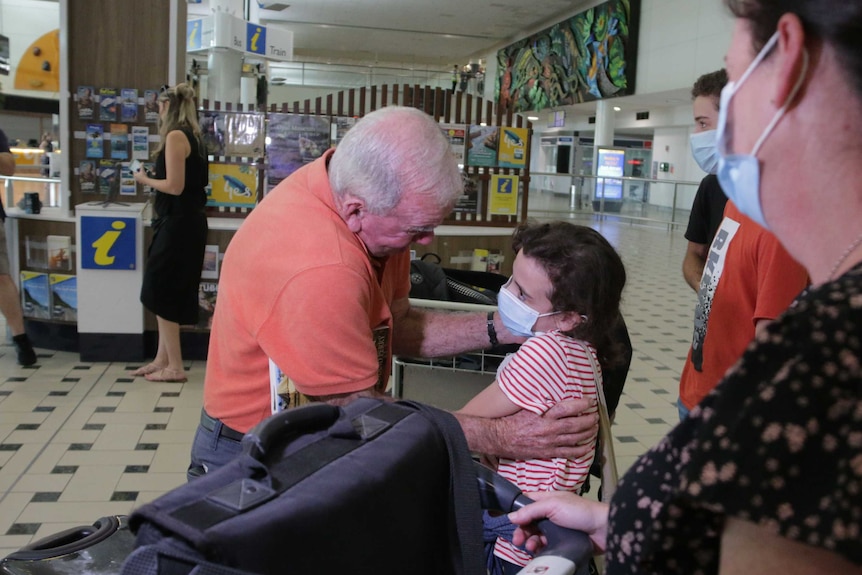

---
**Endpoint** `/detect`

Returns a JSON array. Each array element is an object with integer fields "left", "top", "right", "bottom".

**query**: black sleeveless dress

[{"left": 140, "top": 128, "right": 208, "bottom": 325}]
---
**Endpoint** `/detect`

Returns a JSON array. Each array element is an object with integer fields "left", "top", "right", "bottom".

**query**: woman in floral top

[{"left": 506, "top": 1, "right": 862, "bottom": 573}]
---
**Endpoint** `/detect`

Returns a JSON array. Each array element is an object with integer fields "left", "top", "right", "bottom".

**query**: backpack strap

[
  {"left": 577, "top": 341, "right": 619, "bottom": 501},
  {"left": 398, "top": 400, "right": 485, "bottom": 575}
]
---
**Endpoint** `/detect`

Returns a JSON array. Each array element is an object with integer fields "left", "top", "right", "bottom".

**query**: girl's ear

[{"left": 556, "top": 311, "right": 584, "bottom": 333}]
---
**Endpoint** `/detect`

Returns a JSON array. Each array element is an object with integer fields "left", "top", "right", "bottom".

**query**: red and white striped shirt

[{"left": 493, "top": 331, "right": 601, "bottom": 567}]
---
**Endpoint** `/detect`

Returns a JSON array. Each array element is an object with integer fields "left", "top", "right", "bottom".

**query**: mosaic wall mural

[{"left": 496, "top": 0, "right": 640, "bottom": 113}]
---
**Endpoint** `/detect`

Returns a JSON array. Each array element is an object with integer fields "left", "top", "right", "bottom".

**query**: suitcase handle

[
  {"left": 476, "top": 463, "right": 593, "bottom": 575},
  {"left": 245, "top": 403, "right": 341, "bottom": 460}
]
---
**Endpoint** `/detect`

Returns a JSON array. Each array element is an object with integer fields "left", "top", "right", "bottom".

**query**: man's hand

[{"left": 456, "top": 397, "right": 598, "bottom": 460}]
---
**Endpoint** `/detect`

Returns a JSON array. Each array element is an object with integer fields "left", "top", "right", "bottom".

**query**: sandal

[
  {"left": 144, "top": 367, "right": 188, "bottom": 383},
  {"left": 131, "top": 362, "right": 166, "bottom": 377}
]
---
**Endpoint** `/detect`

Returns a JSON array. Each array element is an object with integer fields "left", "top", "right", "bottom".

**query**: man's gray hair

[{"left": 329, "top": 106, "right": 463, "bottom": 214}]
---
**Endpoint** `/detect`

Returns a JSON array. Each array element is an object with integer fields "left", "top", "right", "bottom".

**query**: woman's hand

[{"left": 508, "top": 491, "right": 610, "bottom": 555}]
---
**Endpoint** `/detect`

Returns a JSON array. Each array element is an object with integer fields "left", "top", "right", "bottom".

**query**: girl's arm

[{"left": 457, "top": 379, "right": 521, "bottom": 418}]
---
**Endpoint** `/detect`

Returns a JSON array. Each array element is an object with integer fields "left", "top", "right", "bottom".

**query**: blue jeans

[
  {"left": 187, "top": 421, "right": 243, "bottom": 481},
  {"left": 483, "top": 511, "right": 524, "bottom": 575},
  {"left": 677, "top": 397, "right": 690, "bottom": 421}
]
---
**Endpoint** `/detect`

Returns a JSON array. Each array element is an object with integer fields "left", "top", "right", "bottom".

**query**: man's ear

[
  {"left": 773, "top": 13, "right": 809, "bottom": 109},
  {"left": 339, "top": 195, "right": 365, "bottom": 234}
]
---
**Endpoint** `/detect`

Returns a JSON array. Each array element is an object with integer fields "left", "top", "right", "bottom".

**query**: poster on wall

[
  {"left": 109, "top": 123, "right": 128, "bottom": 160},
  {"left": 466, "top": 125, "right": 499, "bottom": 167},
  {"left": 98, "top": 160, "right": 117, "bottom": 196},
  {"left": 78, "top": 160, "right": 97, "bottom": 193},
  {"left": 440, "top": 123, "right": 466, "bottom": 164},
  {"left": 487, "top": 174, "right": 520, "bottom": 216},
  {"left": 224, "top": 113, "right": 265, "bottom": 157},
  {"left": 206, "top": 163, "right": 258, "bottom": 208},
  {"left": 85, "top": 124, "right": 103, "bottom": 158},
  {"left": 197, "top": 281, "right": 218, "bottom": 329},
  {"left": 266, "top": 113, "right": 331, "bottom": 188},
  {"left": 121, "top": 88, "right": 139, "bottom": 122},
  {"left": 455, "top": 173, "right": 481, "bottom": 215},
  {"left": 331, "top": 116, "right": 356, "bottom": 148},
  {"left": 0, "top": 34, "right": 9, "bottom": 75},
  {"left": 99, "top": 87, "right": 118, "bottom": 121},
  {"left": 144, "top": 90, "right": 160, "bottom": 123},
  {"left": 199, "top": 111, "right": 226, "bottom": 156},
  {"left": 497, "top": 127, "right": 528, "bottom": 168},
  {"left": 119, "top": 162, "right": 136, "bottom": 196},
  {"left": 131, "top": 126, "right": 149, "bottom": 159},
  {"left": 77, "top": 86, "right": 95, "bottom": 119},
  {"left": 201, "top": 244, "right": 219, "bottom": 280}
]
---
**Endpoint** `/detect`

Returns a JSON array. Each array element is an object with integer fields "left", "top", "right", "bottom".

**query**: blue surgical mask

[
  {"left": 497, "top": 280, "right": 560, "bottom": 337},
  {"left": 716, "top": 32, "right": 809, "bottom": 229},
  {"left": 689, "top": 129, "right": 718, "bottom": 174}
]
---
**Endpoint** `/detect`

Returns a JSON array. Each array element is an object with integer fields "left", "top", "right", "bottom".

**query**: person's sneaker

[{"left": 13, "top": 334, "right": 37, "bottom": 366}]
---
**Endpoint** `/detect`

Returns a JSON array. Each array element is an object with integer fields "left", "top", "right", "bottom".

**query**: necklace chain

[{"left": 829, "top": 230, "right": 862, "bottom": 280}]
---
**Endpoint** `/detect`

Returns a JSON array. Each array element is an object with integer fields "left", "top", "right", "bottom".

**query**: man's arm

[
  {"left": 455, "top": 399, "right": 598, "bottom": 460},
  {"left": 390, "top": 296, "right": 524, "bottom": 358},
  {"left": 683, "top": 241, "right": 708, "bottom": 291}
]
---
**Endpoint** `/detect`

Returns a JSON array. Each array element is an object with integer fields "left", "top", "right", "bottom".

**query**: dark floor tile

[
  {"left": 625, "top": 403, "right": 644, "bottom": 409},
  {"left": 115, "top": 378, "right": 134, "bottom": 383},
  {"left": 31, "top": 492, "right": 61, "bottom": 502},
  {"left": 73, "top": 366, "right": 91, "bottom": 370},
  {"left": 616, "top": 436, "right": 639, "bottom": 443},
  {"left": 656, "top": 366, "right": 670, "bottom": 371},
  {"left": 145, "top": 424, "right": 167, "bottom": 430},
  {"left": 106, "top": 391, "right": 126, "bottom": 397},
  {"left": 6, "top": 377, "right": 27, "bottom": 382},
  {"left": 652, "top": 389, "right": 670, "bottom": 395},
  {"left": 51, "top": 465, "right": 78, "bottom": 474},
  {"left": 161, "top": 392, "right": 180, "bottom": 398},
  {"left": 110, "top": 491, "right": 139, "bottom": 502},
  {"left": 633, "top": 377, "right": 649, "bottom": 382},
  {"left": 124, "top": 465, "right": 150, "bottom": 473},
  {"left": 15, "top": 423, "right": 40, "bottom": 430},
  {"left": 646, "top": 418, "right": 666, "bottom": 424},
  {"left": 153, "top": 407, "right": 173, "bottom": 413},
  {"left": 48, "top": 391, "right": 69, "bottom": 396},
  {"left": 0, "top": 390, "right": 11, "bottom": 396},
  {"left": 0, "top": 443, "right": 22, "bottom": 451},
  {"left": 135, "top": 443, "right": 159, "bottom": 451},
  {"left": 68, "top": 443, "right": 93, "bottom": 451},
  {"left": 6, "top": 523, "right": 40, "bottom": 535},
  {"left": 61, "top": 377, "right": 80, "bottom": 382},
  {"left": 95, "top": 406, "right": 116, "bottom": 413},
  {"left": 33, "top": 406, "right": 56, "bottom": 412},
  {"left": 83, "top": 423, "right": 106, "bottom": 431}
]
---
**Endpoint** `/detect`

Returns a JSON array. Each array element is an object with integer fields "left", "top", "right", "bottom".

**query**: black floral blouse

[{"left": 606, "top": 264, "right": 862, "bottom": 574}]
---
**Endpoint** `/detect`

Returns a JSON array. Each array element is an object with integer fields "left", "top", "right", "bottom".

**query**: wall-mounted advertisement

[
  {"left": 207, "top": 163, "right": 258, "bottom": 208},
  {"left": 595, "top": 147, "right": 625, "bottom": 201}
]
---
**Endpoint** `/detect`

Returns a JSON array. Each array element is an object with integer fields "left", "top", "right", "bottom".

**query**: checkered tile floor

[{"left": 0, "top": 208, "right": 696, "bottom": 557}]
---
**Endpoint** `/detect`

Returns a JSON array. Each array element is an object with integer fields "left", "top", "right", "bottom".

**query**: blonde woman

[{"left": 132, "top": 83, "right": 208, "bottom": 382}]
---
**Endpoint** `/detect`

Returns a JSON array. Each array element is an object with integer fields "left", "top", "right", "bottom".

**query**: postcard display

[{"left": 74, "top": 86, "right": 159, "bottom": 201}]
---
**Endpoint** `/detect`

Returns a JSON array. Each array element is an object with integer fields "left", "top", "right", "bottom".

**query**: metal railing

[{"left": 528, "top": 172, "right": 702, "bottom": 229}]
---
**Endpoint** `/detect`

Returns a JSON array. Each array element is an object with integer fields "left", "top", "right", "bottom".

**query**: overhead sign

[{"left": 187, "top": 13, "right": 292, "bottom": 61}]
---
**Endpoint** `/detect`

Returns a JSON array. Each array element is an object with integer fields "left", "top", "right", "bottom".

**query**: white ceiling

[{"left": 253, "top": 0, "right": 591, "bottom": 68}]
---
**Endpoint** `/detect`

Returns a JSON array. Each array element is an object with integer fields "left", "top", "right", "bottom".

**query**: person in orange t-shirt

[{"left": 678, "top": 200, "right": 808, "bottom": 418}]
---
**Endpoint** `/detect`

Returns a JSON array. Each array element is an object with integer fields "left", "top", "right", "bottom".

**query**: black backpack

[{"left": 121, "top": 399, "right": 485, "bottom": 575}]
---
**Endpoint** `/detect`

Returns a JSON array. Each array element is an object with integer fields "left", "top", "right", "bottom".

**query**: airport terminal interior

[
  {"left": 0, "top": 203, "right": 696, "bottom": 556},
  {"left": 0, "top": 0, "right": 736, "bottom": 560}
]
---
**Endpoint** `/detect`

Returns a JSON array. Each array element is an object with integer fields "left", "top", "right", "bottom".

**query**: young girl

[{"left": 458, "top": 220, "right": 627, "bottom": 574}]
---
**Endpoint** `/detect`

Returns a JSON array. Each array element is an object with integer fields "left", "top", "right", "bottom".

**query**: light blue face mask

[
  {"left": 689, "top": 129, "right": 718, "bottom": 174},
  {"left": 716, "top": 32, "right": 809, "bottom": 229}
]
